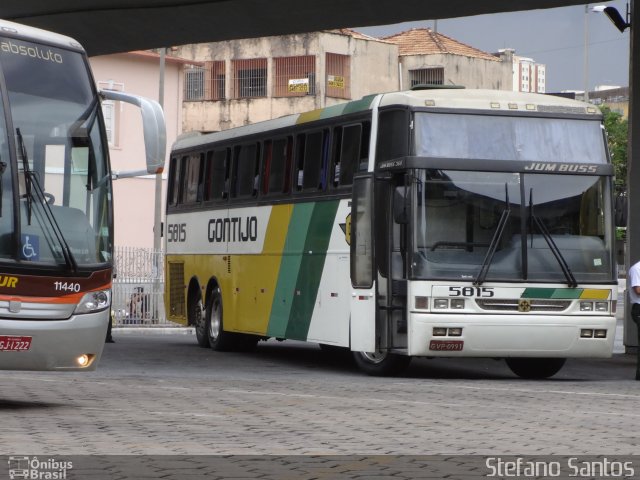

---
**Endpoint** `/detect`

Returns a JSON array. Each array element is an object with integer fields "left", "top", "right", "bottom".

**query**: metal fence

[{"left": 112, "top": 247, "right": 174, "bottom": 326}]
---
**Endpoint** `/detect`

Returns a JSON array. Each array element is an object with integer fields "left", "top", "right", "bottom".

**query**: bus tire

[
  {"left": 191, "top": 294, "right": 209, "bottom": 348},
  {"left": 205, "top": 287, "right": 234, "bottom": 351},
  {"left": 352, "top": 350, "right": 411, "bottom": 376},
  {"left": 506, "top": 358, "right": 566, "bottom": 379}
]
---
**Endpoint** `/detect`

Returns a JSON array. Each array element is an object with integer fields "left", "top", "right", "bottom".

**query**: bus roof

[
  {"left": 0, "top": 19, "right": 85, "bottom": 52},
  {"left": 378, "top": 88, "right": 600, "bottom": 114},
  {"left": 173, "top": 88, "right": 601, "bottom": 153}
]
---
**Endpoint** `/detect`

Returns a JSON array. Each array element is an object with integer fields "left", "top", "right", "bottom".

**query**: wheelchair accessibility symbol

[{"left": 21, "top": 234, "right": 39, "bottom": 261}]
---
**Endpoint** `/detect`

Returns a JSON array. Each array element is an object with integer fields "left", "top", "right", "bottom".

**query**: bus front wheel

[
  {"left": 353, "top": 350, "right": 411, "bottom": 376},
  {"left": 506, "top": 358, "right": 566, "bottom": 379}
]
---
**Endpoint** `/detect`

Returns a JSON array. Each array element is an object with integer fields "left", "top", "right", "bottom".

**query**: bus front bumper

[
  {"left": 409, "top": 313, "right": 616, "bottom": 358},
  {"left": 0, "top": 312, "right": 109, "bottom": 371}
]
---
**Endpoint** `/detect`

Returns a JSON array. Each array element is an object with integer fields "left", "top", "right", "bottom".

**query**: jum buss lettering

[{"left": 208, "top": 217, "right": 258, "bottom": 243}]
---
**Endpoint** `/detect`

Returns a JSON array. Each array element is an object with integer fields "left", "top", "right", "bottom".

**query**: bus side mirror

[
  {"left": 100, "top": 90, "right": 166, "bottom": 175},
  {"left": 393, "top": 187, "right": 410, "bottom": 224}
]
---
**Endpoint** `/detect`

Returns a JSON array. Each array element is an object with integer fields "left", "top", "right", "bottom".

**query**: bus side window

[
  {"left": 208, "top": 148, "right": 230, "bottom": 201},
  {"left": 298, "top": 129, "right": 327, "bottom": 192},
  {"left": 332, "top": 122, "right": 370, "bottom": 188},
  {"left": 183, "top": 153, "right": 202, "bottom": 204},
  {"left": 376, "top": 109, "right": 409, "bottom": 166},
  {"left": 167, "top": 156, "right": 180, "bottom": 206},
  {"left": 232, "top": 142, "right": 260, "bottom": 198},
  {"left": 295, "top": 134, "right": 305, "bottom": 191},
  {"left": 262, "top": 140, "right": 272, "bottom": 196},
  {"left": 267, "top": 136, "right": 292, "bottom": 195},
  {"left": 177, "top": 155, "right": 188, "bottom": 204}
]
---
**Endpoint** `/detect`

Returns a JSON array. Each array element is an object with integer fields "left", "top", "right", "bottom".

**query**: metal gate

[{"left": 112, "top": 247, "right": 170, "bottom": 326}]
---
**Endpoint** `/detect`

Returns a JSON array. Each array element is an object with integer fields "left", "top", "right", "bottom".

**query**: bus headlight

[
  {"left": 595, "top": 302, "right": 609, "bottom": 312},
  {"left": 74, "top": 290, "right": 111, "bottom": 314},
  {"left": 580, "top": 301, "right": 594, "bottom": 311},
  {"left": 434, "top": 299, "right": 449, "bottom": 309}
]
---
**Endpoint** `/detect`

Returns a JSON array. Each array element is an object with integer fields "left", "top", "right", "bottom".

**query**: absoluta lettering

[
  {"left": 208, "top": 216, "right": 258, "bottom": 243},
  {"left": 0, "top": 41, "right": 64, "bottom": 64}
]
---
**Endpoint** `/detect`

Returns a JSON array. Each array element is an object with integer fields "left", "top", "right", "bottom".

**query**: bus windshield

[
  {"left": 411, "top": 169, "right": 614, "bottom": 284},
  {"left": 414, "top": 112, "right": 607, "bottom": 163},
  {"left": 0, "top": 36, "right": 112, "bottom": 267}
]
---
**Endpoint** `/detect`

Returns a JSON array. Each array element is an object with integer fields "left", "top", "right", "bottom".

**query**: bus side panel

[
  {"left": 232, "top": 204, "right": 292, "bottom": 334},
  {"left": 305, "top": 199, "right": 352, "bottom": 347},
  {"left": 266, "top": 201, "right": 339, "bottom": 341}
]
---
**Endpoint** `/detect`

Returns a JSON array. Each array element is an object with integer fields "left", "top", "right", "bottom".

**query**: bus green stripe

[
  {"left": 285, "top": 200, "right": 340, "bottom": 340},
  {"left": 521, "top": 288, "right": 583, "bottom": 299},
  {"left": 266, "top": 203, "right": 314, "bottom": 338}
]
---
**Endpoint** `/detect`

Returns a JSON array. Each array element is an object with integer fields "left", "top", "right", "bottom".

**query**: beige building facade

[
  {"left": 383, "top": 28, "right": 513, "bottom": 91},
  {"left": 177, "top": 28, "right": 514, "bottom": 134},
  {"left": 89, "top": 51, "right": 185, "bottom": 249},
  {"left": 175, "top": 30, "right": 398, "bottom": 133}
]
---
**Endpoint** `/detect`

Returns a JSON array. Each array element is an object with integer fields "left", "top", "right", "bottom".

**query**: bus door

[
  {"left": 350, "top": 174, "right": 376, "bottom": 352},
  {"left": 376, "top": 175, "right": 410, "bottom": 352}
]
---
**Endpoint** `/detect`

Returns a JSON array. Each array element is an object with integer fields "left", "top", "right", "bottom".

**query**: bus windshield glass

[
  {"left": 411, "top": 169, "right": 614, "bottom": 284},
  {"left": 0, "top": 36, "right": 112, "bottom": 267},
  {"left": 414, "top": 112, "right": 607, "bottom": 163}
]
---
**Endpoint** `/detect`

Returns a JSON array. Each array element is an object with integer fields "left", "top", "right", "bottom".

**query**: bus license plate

[
  {"left": 0, "top": 336, "right": 32, "bottom": 352},
  {"left": 429, "top": 340, "right": 463, "bottom": 351}
]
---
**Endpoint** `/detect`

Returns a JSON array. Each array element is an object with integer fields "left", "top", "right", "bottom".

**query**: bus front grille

[{"left": 475, "top": 299, "right": 572, "bottom": 312}]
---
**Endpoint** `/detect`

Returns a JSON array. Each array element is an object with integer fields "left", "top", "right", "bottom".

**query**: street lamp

[{"left": 592, "top": 4, "right": 631, "bottom": 33}]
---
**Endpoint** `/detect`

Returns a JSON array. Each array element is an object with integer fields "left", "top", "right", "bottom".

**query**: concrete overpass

[{"left": 1, "top": 0, "right": 638, "bottom": 344}]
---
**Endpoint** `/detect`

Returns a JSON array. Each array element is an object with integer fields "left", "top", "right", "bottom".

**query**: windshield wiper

[
  {"left": 528, "top": 189, "right": 577, "bottom": 288},
  {"left": 0, "top": 160, "right": 5, "bottom": 217},
  {"left": 16, "top": 128, "right": 77, "bottom": 272},
  {"left": 474, "top": 184, "right": 511, "bottom": 286}
]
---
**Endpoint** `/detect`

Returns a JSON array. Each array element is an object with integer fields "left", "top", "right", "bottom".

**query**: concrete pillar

[{"left": 624, "top": 0, "right": 639, "bottom": 349}]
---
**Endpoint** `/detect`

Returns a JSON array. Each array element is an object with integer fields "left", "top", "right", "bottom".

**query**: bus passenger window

[
  {"left": 168, "top": 157, "right": 180, "bottom": 206},
  {"left": 183, "top": 153, "right": 202, "bottom": 204},
  {"left": 232, "top": 143, "right": 260, "bottom": 198},
  {"left": 207, "top": 149, "right": 230, "bottom": 201},
  {"left": 177, "top": 156, "right": 188, "bottom": 204},
  {"left": 267, "top": 137, "right": 292, "bottom": 195},
  {"left": 296, "top": 130, "right": 327, "bottom": 192},
  {"left": 338, "top": 124, "right": 361, "bottom": 186},
  {"left": 262, "top": 140, "right": 272, "bottom": 196},
  {"left": 376, "top": 110, "right": 409, "bottom": 166}
]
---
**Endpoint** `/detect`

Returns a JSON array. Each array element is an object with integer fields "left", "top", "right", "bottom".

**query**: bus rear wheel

[
  {"left": 191, "top": 295, "right": 209, "bottom": 348},
  {"left": 506, "top": 358, "right": 566, "bottom": 379},
  {"left": 205, "top": 287, "right": 235, "bottom": 351},
  {"left": 353, "top": 350, "right": 411, "bottom": 376}
]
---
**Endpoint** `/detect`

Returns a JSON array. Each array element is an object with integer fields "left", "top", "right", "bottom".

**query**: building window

[
  {"left": 97, "top": 81, "right": 124, "bottom": 147},
  {"left": 231, "top": 59, "right": 268, "bottom": 99},
  {"left": 409, "top": 67, "right": 444, "bottom": 87},
  {"left": 185, "top": 66, "right": 206, "bottom": 101},
  {"left": 273, "top": 56, "right": 316, "bottom": 97},
  {"left": 185, "top": 61, "right": 226, "bottom": 101},
  {"left": 326, "top": 53, "right": 351, "bottom": 99}
]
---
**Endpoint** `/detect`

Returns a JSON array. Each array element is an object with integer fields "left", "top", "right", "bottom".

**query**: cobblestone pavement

[{"left": 0, "top": 332, "right": 639, "bottom": 477}]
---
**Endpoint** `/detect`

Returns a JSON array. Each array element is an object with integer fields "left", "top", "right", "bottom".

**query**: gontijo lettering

[
  {"left": 0, "top": 275, "right": 18, "bottom": 288},
  {"left": 208, "top": 216, "right": 258, "bottom": 243}
]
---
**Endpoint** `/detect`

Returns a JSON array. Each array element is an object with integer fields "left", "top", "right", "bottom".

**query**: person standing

[{"left": 628, "top": 260, "right": 640, "bottom": 380}]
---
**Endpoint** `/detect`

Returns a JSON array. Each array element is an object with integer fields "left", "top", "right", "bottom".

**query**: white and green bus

[{"left": 165, "top": 88, "right": 616, "bottom": 378}]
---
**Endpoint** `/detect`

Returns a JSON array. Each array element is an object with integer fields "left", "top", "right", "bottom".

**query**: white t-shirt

[{"left": 629, "top": 261, "right": 640, "bottom": 305}]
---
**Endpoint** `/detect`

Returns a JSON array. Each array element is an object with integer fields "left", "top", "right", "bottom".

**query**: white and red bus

[{"left": 0, "top": 20, "right": 165, "bottom": 370}]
